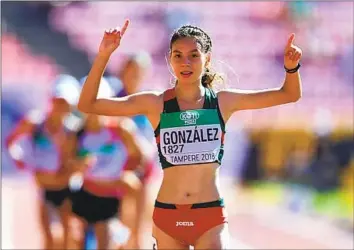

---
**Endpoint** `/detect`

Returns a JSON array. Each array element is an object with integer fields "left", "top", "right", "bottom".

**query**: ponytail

[{"left": 201, "top": 66, "right": 224, "bottom": 89}]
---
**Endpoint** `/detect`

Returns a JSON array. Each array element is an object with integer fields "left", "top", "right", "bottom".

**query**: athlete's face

[
  {"left": 47, "top": 98, "right": 71, "bottom": 128},
  {"left": 52, "top": 98, "right": 71, "bottom": 115},
  {"left": 169, "top": 37, "right": 210, "bottom": 85},
  {"left": 121, "top": 61, "right": 144, "bottom": 94}
]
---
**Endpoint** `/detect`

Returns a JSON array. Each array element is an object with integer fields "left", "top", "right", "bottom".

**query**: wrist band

[{"left": 284, "top": 63, "right": 301, "bottom": 73}]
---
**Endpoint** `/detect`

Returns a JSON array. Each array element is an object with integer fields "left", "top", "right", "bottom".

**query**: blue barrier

[{"left": 84, "top": 226, "right": 96, "bottom": 250}]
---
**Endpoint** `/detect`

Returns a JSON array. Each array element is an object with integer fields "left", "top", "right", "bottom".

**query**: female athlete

[
  {"left": 67, "top": 80, "right": 144, "bottom": 249},
  {"left": 78, "top": 20, "right": 302, "bottom": 249},
  {"left": 6, "top": 75, "right": 80, "bottom": 249}
]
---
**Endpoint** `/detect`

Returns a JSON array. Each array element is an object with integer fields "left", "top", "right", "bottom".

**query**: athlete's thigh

[
  {"left": 152, "top": 223, "right": 189, "bottom": 250},
  {"left": 58, "top": 199, "right": 71, "bottom": 224},
  {"left": 94, "top": 221, "right": 110, "bottom": 250},
  {"left": 38, "top": 200, "right": 52, "bottom": 236},
  {"left": 70, "top": 213, "right": 88, "bottom": 249},
  {"left": 194, "top": 223, "right": 229, "bottom": 250}
]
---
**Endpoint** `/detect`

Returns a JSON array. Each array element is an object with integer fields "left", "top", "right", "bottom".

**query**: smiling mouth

[{"left": 180, "top": 71, "right": 193, "bottom": 76}]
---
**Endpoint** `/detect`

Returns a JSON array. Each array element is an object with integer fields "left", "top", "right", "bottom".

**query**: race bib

[{"left": 160, "top": 109, "right": 222, "bottom": 165}]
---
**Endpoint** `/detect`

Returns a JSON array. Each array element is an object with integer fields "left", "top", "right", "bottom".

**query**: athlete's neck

[
  {"left": 175, "top": 83, "right": 205, "bottom": 103},
  {"left": 85, "top": 123, "right": 102, "bottom": 133},
  {"left": 85, "top": 117, "right": 102, "bottom": 133},
  {"left": 45, "top": 114, "right": 64, "bottom": 134}
]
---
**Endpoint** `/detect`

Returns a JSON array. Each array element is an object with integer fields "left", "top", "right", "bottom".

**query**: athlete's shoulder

[
  {"left": 216, "top": 88, "right": 235, "bottom": 100},
  {"left": 160, "top": 87, "right": 177, "bottom": 102},
  {"left": 124, "top": 90, "right": 162, "bottom": 108},
  {"left": 131, "top": 91, "right": 165, "bottom": 115},
  {"left": 132, "top": 90, "right": 163, "bottom": 99}
]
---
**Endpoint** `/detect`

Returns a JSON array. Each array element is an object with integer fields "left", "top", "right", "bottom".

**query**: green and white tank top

[{"left": 154, "top": 87, "right": 226, "bottom": 169}]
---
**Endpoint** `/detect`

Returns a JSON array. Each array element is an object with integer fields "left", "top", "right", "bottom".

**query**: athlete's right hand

[{"left": 98, "top": 19, "right": 130, "bottom": 57}]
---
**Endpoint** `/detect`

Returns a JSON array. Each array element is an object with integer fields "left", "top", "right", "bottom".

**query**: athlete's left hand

[{"left": 284, "top": 33, "right": 302, "bottom": 70}]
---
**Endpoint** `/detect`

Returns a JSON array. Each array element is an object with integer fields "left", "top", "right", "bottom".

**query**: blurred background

[{"left": 1, "top": 1, "right": 353, "bottom": 249}]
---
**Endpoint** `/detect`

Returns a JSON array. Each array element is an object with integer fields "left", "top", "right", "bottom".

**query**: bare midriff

[{"left": 156, "top": 163, "right": 221, "bottom": 204}]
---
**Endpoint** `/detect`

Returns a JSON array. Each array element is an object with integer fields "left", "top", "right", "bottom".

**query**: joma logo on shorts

[
  {"left": 180, "top": 111, "right": 199, "bottom": 125},
  {"left": 176, "top": 221, "right": 194, "bottom": 227}
]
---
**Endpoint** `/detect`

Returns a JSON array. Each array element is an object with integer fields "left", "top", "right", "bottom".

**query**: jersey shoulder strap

[
  {"left": 203, "top": 87, "right": 219, "bottom": 109},
  {"left": 162, "top": 88, "right": 180, "bottom": 113}
]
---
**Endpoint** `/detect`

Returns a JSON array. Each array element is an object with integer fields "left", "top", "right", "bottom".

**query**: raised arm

[
  {"left": 6, "top": 117, "right": 36, "bottom": 148},
  {"left": 218, "top": 33, "right": 302, "bottom": 118},
  {"left": 78, "top": 20, "right": 159, "bottom": 117}
]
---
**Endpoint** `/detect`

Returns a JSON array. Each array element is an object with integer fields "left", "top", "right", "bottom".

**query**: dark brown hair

[{"left": 170, "top": 24, "right": 223, "bottom": 89}]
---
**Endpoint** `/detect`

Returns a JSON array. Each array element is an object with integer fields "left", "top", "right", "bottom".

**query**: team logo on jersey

[{"left": 180, "top": 111, "right": 199, "bottom": 125}]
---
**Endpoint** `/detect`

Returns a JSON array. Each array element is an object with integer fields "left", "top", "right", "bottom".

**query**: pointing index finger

[
  {"left": 286, "top": 33, "right": 295, "bottom": 48},
  {"left": 120, "top": 19, "right": 130, "bottom": 36}
]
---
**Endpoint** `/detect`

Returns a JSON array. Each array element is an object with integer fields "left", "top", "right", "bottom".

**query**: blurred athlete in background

[
  {"left": 6, "top": 75, "right": 81, "bottom": 249},
  {"left": 106, "top": 52, "right": 158, "bottom": 249},
  {"left": 68, "top": 78, "right": 145, "bottom": 249}
]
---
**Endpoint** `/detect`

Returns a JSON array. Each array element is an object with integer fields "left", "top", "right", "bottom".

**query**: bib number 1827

[{"left": 162, "top": 145, "right": 184, "bottom": 154}]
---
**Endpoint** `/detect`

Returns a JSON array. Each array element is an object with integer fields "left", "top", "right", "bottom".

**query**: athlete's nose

[{"left": 181, "top": 56, "right": 191, "bottom": 66}]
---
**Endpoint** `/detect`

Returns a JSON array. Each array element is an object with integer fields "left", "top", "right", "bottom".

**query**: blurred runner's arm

[{"left": 6, "top": 118, "right": 36, "bottom": 170}]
